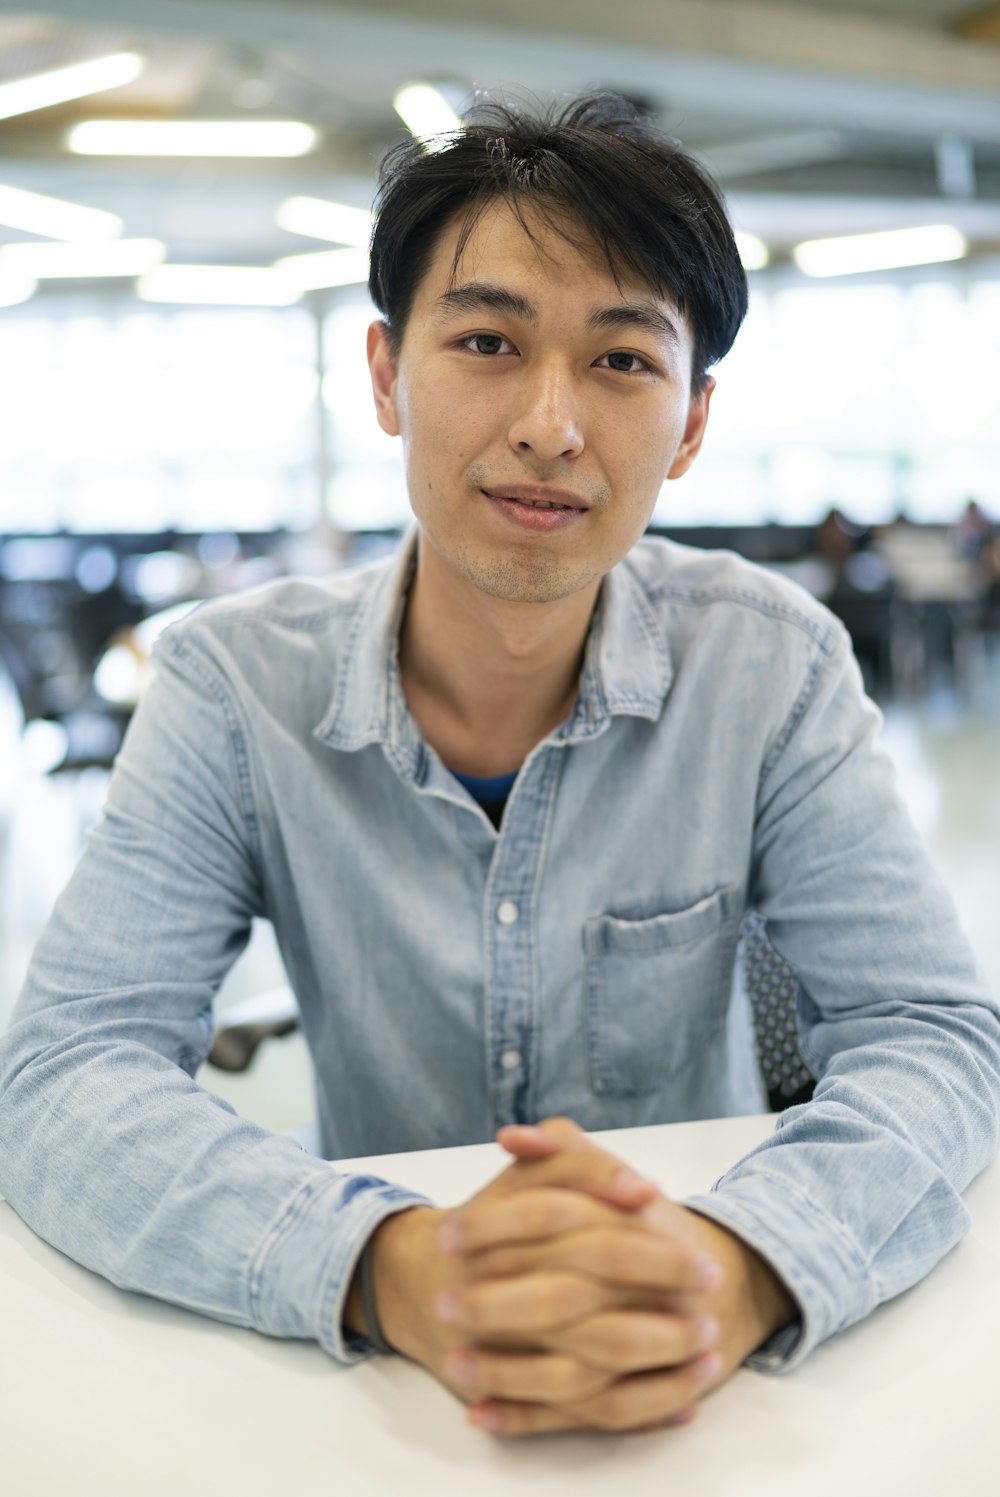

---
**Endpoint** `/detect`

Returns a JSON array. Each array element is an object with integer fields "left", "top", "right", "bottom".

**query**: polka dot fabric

[{"left": 742, "top": 912, "right": 817, "bottom": 1112}]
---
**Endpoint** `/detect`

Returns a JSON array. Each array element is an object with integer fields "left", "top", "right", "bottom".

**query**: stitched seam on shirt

[
  {"left": 716, "top": 1162, "right": 872, "bottom": 1285},
  {"left": 621, "top": 556, "right": 670, "bottom": 655},
  {"left": 524, "top": 748, "right": 565, "bottom": 1121},
  {"left": 247, "top": 1174, "right": 324, "bottom": 1329},
  {"left": 643, "top": 582, "right": 842, "bottom": 648},
  {"left": 160, "top": 634, "right": 263, "bottom": 868},
  {"left": 332, "top": 588, "right": 377, "bottom": 729},
  {"left": 757, "top": 629, "right": 847, "bottom": 790}
]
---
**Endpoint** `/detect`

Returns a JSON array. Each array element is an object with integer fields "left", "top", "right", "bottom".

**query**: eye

[
  {"left": 461, "top": 332, "right": 516, "bottom": 356},
  {"left": 596, "top": 350, "right": 654, "bottom": 375}
]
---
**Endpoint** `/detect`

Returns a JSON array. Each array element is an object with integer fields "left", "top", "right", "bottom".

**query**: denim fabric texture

[{"left": 1, "top": 522, "right": 998, "bottom": 1375}]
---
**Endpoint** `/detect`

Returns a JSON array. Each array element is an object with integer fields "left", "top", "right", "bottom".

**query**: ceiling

[{"left": 1, "top": 0, "right": 1000, "bottom": 279}]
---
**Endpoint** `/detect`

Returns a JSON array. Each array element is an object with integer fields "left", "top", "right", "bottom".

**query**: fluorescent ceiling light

[
  {"left": 274, "top": 246, "right": 370, "bottom": 290},
  {"left": 68, "top": 120, "right": 318, "bottom": 157},
  {"left": 276, "top": 196, "right": 373, "bottom": 246},
  {"left": 393, "top": 84, "right": 462, "bottom": 151},
  {"left": 0, "top": 239, "right": 165, "bottom": 279},
  {"left": 0, "top": 52, "right": 143, "bottom": 123},
  {"left": 138, "top": 265, "right": 303, "bottom": 306},
  {"left": 734, "top": 231, "right": 769, "bottom": 271},
  {"left": 793, "top": 224, "right": 967, "bottom": 277},
  {"left": 0, "top": 274, "right": 36, "bottom": 309},
  {"left": 0, "top": 183, "right": 122, "bottom": 241}
]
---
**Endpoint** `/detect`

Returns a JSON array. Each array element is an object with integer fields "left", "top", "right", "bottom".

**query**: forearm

[
  {"left": 740, "top": 632, "right": 1000, "bottom": 1370},
  {"left": 0, "top": 1013, "right": 432, "bottom": 1360},
  {"left": 683, "top": 1029, "right": 1000, "bottom": 1374}
]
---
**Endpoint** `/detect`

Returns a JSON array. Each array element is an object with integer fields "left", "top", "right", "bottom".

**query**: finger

[
  {"left": 552, "top": 1307, "right": 721, "bottom": 1373},
  {"left": 463, "top": 1225, "right": 723, "bottom": 1296},
  {"left": 461, "top": 1144, "right": 663, "bottom": 1226},
  {"left": 443, "top": 1188, "right": 722, "bottom": 1291},
  {"left": 496, "top": 1123, "right": 660, "bottom": 1210},
  {"left": 468, "top": 1350, "right": 723, "bottom": 1437},
  {"left": 494, "top": 1125, "right": 565, "bottom": 1158},
  {"left": 446, "top": 1345, "right": 612, "bottom": 1405},
  {"left": 440, "top": 1269, "right": 677, "bottom": 1338},
  {"left": 496, "top": 1117, "right": 601, "bottom": 1159},
  {"left": 444, "top": 1187, "right": 642, "bottom": 1254},
  {"left": 447, "top": 1308, "right": 720, "bottom": 1399},
  {"left": 469, "top": 1399, "right": 700, "bottom": 1436}
]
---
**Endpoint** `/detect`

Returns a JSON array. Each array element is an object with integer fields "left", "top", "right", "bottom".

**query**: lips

[{"left": 481, "top": 485, "right": 587, "bottom": 511}]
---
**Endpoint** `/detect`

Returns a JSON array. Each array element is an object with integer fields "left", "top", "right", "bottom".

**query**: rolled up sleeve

[
  {"left": 0, "top": 623, "right": 431, "bottom": 1362},
  {"left": 684, "top": 630, "right": 1000, "bottom": 1372}
]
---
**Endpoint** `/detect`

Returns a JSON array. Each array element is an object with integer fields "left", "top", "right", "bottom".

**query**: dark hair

[{"left": 368, "top": 91, "right": 748, "bottom": 391}]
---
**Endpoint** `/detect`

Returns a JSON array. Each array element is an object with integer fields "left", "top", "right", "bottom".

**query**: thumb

[{"left": 495, "top": 1119, "right": 660, "bottom": 1209}]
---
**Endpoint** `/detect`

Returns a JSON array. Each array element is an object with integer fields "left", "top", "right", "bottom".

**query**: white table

[{"left": 2, "top": 1113, "right": 998, "bottom": 1495}]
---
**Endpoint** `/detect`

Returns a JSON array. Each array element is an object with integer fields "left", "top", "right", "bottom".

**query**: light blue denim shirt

[{"left": 1, "top": 523, "right": 998, "bottom": 1376}]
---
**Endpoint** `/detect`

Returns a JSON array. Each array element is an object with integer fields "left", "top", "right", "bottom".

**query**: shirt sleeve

[
  {"left": 0, "top": 622, "right": 432, "bottom": 1365},
  {"left": 682, "top": 624, "right": 1000, "bottom": 1374}
]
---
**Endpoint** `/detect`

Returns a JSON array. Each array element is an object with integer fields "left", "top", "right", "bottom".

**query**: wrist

[
  {"left": 684, "top": 1210, "right": 798, "bottom": 1356},
  {"left": 739, "top": 1237, "right": 798, "bottom": 1348},
  {"left": 343, "top": 1206, "right": 446, "bottom": 1356}
]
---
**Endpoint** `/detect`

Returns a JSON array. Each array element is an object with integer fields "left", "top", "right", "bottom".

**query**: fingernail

[
  {"left": 469, "top": 1404, "right": 501, "bottom": 1431},
  {"left": 446, "top": 1350, "right": 477, "bottom": 1385},
  {"left": 699, "top": 1351, "right": 724, "bottom": 1382},
  {"left": 435, "top": 1289, "right": 460, "bottom": 1323},
  {"left": 693, "top": 1315, "right": 720, "bottom": 1349},
  {"left": 439, "top": 1222, "right": 462, "bottom": 1252}
]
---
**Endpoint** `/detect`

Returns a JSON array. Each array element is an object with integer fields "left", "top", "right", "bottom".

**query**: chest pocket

[{"left": 583, "top": 886, "right": 743, "bottom": 1097}]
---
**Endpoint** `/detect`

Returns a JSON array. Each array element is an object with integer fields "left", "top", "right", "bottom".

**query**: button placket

[{"left": 482, "top": 746, "right": 564, "bottom": 1127}]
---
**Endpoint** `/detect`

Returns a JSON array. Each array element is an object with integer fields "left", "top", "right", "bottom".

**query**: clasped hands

[{"left": 373, "top": 1115, "right": 795, "bottom": 1438}]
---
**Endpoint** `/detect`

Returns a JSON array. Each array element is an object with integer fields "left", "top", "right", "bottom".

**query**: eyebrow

[{"left": 435, "top": 282, "right": 682, "bottom": 352}]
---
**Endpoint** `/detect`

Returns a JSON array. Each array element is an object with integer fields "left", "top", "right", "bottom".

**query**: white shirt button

[
  {"left": 500, "top": 1048, "right": 522, "bottom": 1071},
  {"left": 497, "top": 900, "right": 519, "bottom": 926}
]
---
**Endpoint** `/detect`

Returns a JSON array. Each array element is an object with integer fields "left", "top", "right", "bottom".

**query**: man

[{"left": 1, "top": 92, "right": 998, "bottom": 1440}]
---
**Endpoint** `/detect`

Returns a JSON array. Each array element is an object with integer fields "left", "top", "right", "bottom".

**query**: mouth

[{"left": 480, "top": 486, "right": 587, "bottom": 512}]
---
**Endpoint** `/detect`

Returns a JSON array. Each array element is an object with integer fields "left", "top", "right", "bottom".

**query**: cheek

[
  {"left": 412, "top": 385, "right": 495, "bottom": 465},
  {"left": 602, "top": 422, "right": 677, "bottom": 499}
]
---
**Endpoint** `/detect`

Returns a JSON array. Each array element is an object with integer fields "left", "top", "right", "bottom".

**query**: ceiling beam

[
  {"left": 6, "top": 0, "right": 1000, "bottom": 143},
  {"left": 18, "top": 0, "right": 1000, "bottom": 89}
]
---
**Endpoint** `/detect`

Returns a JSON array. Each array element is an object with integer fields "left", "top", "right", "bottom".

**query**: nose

[{"left": 506, "top": 359, "right": 585, "bottom": 462}]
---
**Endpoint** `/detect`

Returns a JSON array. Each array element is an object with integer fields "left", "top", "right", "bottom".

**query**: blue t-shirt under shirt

[{"left": 448, "top": 767, "right": 518, "bottom": 829}]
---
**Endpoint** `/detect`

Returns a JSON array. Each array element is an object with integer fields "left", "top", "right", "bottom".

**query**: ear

[
  {"left": 367, "top": 319, "right": 401, "bottom": 437},
  {"left": 667, "top": 376, "right": 715, "bottom": 480}
]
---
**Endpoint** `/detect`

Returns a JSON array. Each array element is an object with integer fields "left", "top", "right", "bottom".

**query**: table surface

[{"left": 2, "top": 1112, "right": 998, "bottom": 1496}]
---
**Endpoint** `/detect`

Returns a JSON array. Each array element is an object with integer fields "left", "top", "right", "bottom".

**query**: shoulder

[
  {"left": 156, "top": 551, "right": 390, "bottom": 660},
  {"left": 149, "top": 550, "right": 396, "bottom": 724},
  {"left": 624, "top": 533, "right": 847, "bottom": 656}
]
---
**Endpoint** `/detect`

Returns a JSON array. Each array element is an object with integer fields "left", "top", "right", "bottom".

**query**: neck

[{"left": 398, "top": 533, "right": 599, "bottom": 778}]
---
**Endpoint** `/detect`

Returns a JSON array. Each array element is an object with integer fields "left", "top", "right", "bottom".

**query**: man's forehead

[
  {"left": 439, "top": 198, "right": 649, "bottom": 289},
  {"left": 422, "top": 198, "right": 689, "bottom": 348}
]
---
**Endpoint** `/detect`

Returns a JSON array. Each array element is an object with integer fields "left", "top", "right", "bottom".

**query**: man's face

[{"left": 368, "top": 196, "right": 713, "bottom": 607}]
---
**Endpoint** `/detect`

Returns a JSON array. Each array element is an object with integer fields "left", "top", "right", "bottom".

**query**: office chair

[{"left": 740, "top": 912, "right": 817, "bottom": 1112}]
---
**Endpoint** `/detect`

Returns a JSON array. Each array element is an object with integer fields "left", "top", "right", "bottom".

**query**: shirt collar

[{"left": 314, "top": 521, "right": 673, "bottom": 762}]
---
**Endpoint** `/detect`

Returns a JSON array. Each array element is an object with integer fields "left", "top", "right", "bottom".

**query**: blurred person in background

[
  {"left": 1, "top": 92, "right": 998, "bottom": 1441},
  {"left": 952, "top": 497, "right": 996, "bottom": 562}
]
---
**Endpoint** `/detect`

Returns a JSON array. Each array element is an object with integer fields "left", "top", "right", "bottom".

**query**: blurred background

[{"left": 1, "top": 0, "right": 999, "bottom": 1136}]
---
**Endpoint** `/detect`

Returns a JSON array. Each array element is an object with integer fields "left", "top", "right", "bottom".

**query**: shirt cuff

[
  {"left": 681, "top": 1170, "right": 870, "bottom": 1374},
  {"left": 250, "top": 1166, "right": 436, "bottom": 1366},
  {"left": 329, "top": 1185, "right": 438, "bottom": 1365}
]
